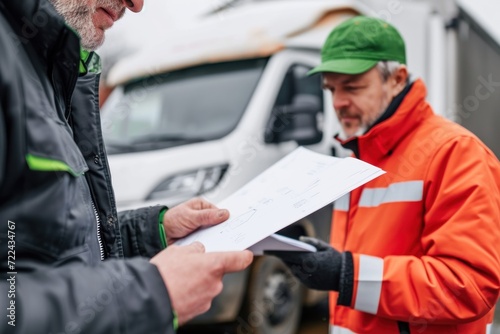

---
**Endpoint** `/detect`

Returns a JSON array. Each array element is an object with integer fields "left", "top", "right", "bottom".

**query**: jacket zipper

[
  {"left": 91, "top": 199, "right": 105, "bottom": 261},
  {"left": 85, "top": 173, "right": 106, "bottom": 261}
]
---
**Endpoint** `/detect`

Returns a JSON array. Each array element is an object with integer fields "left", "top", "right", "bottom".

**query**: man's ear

[{"left": 390, "top": 65, "right": 408, "bottom": 97}]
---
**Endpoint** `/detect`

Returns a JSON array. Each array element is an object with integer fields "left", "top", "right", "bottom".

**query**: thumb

[
  {"left": 191, "top": 197, "right": 218, "bottom": 210},
  {"left": 197, "top": 208, "right": 230, "bottom": 227},
  {"left": 213, "top": 250, "right": 253, "bottom": 274},
  {"left": 299, "top": 236, "right": 330, "bottom": 251}
]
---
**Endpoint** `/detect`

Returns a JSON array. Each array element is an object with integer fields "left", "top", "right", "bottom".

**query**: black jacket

[{"left": 0, "top": 0, "right": 175, "bottom": 333}]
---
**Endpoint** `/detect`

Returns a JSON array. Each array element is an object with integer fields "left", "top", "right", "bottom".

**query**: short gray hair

[{"left": 376, "top": 61, "right": 402, "bottom": 81}]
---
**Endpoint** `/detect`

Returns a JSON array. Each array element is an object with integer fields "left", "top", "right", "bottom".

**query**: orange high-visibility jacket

[{"left": 329, "top": 79, "right": 500, "bottom": 334}]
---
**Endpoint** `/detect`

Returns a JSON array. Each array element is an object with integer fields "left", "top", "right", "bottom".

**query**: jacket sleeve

[
  {"left": 118, "top": 205, "right": 167, "bottom": 258},
  {"left": 0, "top": 258, "right": 175, "bottom": 334},
  {"left": 338, "top": 136, "right": 500, "bottom": 323}
]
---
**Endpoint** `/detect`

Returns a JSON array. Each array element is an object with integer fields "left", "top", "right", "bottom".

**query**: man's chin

[
  {"left": 81, "top": 33, "right": 105, "bottom": 51},
  {"left": 338, "top": 127, "right": 367, "bottom": 140}
]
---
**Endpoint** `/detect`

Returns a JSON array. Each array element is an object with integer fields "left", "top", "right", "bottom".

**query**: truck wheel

[{"left": 238, "top": 256, "right": 303, "bottom": 334}]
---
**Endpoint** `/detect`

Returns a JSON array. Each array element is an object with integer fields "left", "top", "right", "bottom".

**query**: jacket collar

[
  {"left": 1, "top": 0, "right": 79, "bottom": 67},
  {"left": 1, "top": 0, "right": 82, "bottom": 112},
  {"left": 335, "top": 79, "right": 432, "bottom": 163}
]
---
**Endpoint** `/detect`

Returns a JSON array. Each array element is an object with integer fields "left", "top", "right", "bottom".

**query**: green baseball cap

[{"left": 309, "top": 16, "right": 406, "bottom": 75}]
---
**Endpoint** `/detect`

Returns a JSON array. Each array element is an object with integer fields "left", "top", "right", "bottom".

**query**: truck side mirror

[{"left": 265, "top": 94, "right": 323, "bottom": 145}]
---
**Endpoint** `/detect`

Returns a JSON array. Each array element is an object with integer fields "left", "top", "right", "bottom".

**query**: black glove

[{"left": 265, "top": 236, "right": 344, "bottom": 291}]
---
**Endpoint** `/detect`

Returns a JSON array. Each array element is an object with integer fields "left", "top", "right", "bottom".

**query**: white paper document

[
  {"left": 176, "top": 147, "right": 385, "bottom": 252},
  {"left": 248, "top": 234, "right": 317, "bottom": 255}
]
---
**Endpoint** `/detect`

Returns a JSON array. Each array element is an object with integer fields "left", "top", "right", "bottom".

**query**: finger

[
  {"left": 191, "top": 197, "right": 218, "bottom": 210},
  {"left": 181, "top": 241, "right": 206, "bottom": 253},
  {"left": 196, "top": 208, "right": 230, "bottom": 227},
  {"left": 299, "top": 236, "right": 330, "bottom": 250},
  {"left": 211, "top": 250, "right": 253, "bottom": 273}
]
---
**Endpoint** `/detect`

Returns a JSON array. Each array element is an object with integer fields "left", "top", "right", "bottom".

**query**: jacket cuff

[
  {"left": 337, "top": 251, "right": 354, "bottom": 306},
  {"left": 119, "top": 205, "right": 168, "bottom": 258},
  {"left": 143, "top": 205, "right": 168, "bottom": 256},
  {"left": 158, "top": 208, "right": 168, "bottom": 249}
]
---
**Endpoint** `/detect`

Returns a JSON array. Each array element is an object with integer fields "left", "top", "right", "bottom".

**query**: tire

[{"left": 237, "top": 256, "right": 303, "bottom": 334}]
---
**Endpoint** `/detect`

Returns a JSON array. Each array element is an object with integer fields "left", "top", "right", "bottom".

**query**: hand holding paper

[
  {"left": 248, "top": 233, "right": 317, "bottom": 255},
  {"left": 176, "top": 147, "right": 384, "bottom": 252},
  {"left": 264, "top": 237, "right": 343, "bottom": 291}
]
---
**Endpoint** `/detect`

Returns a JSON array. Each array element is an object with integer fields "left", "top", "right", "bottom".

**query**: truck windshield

[{"left": 102, "top": 58, "right": 268, "bottom": 154}]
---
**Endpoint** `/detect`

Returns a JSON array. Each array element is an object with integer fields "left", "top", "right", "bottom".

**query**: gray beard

[
  {"left": 50, "top": 0, "right": 101, "bottom": 50},
  {"left": 337, "top": 126, "right": 368, "bottom": 141},
  {"left": 49, "top": 0, "right": 124, "bottom": 50}
]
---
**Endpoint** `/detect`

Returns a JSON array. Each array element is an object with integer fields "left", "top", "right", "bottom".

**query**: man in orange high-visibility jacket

[{"left": 267, "top": 16, "right": 500, "bottom": 334}]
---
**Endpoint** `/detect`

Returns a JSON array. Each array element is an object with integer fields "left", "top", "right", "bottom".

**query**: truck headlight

[{"left": 147, "top": 165, "right": 228, "bottom": 202}]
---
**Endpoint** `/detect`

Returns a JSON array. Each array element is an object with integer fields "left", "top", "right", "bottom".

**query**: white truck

[{"left": 100, "top": 0, "right": 500, "bottom": 332}]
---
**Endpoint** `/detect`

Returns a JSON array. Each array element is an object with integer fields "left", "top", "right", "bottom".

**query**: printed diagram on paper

[{"left": 176, "top": 147, "right": 384, "bottom": 252}]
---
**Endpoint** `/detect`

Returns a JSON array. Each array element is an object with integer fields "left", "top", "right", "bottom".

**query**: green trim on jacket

[
  {"left": 26, "top": 154, "right": 85, "bottom": 177},
  {"left": 80, "top": 49, "right": 102, "bottom": 75}
]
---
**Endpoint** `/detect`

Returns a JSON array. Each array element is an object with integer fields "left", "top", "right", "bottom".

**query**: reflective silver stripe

[
  {"left": 359, "top": 181, "right": 423, "bottom": 207},
  {"left": 329, "top": 322, "right": 494, "bottom": 334},
  {"left": 329, "top": 325, "right": 356, "bottom": 334},
  {"left": 334, "top": 193, "right": 350, "bottom": 212},
  {"left": 354, "top": 255, "right": 384, "bottom": 314}
]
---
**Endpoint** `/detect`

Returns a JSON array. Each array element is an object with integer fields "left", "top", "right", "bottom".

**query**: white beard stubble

[{"left": 50, "top": 0, "right": 124, "bottom": 50}]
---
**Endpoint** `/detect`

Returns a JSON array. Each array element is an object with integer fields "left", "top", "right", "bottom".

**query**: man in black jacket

[{"left": 0, "top": 0, "right": 253, "bottom": 333}]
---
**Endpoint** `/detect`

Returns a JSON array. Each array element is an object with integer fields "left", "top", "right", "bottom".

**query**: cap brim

[{"left": 308, "top": 59, "right": 378, "bottom": 76}]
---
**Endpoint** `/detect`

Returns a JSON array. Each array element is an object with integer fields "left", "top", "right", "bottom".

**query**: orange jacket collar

[{"left": 336, "top": 79, "right": 433, "bottom": 163}]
